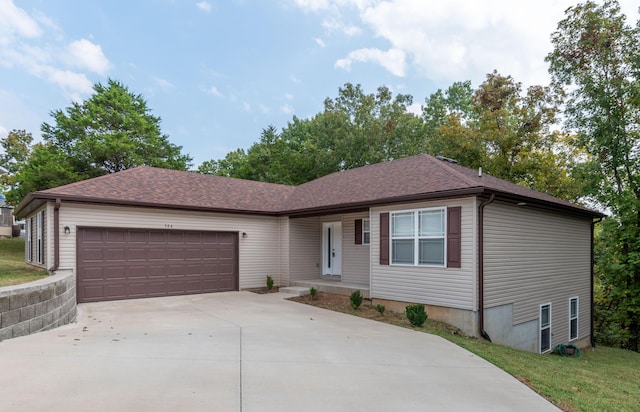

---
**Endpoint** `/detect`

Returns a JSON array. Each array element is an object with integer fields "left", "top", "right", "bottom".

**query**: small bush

[
  {"left": 309, "top": 286, "right": 318, "bottom": 299},
  {"left": 405, "top": 304, "right": 428, "bottom": 327},
  {"left": 374, "top": 304, "right": 386, "bottom": 315},
  {"left": 266, "top": 275, "right": 274, "bottom": 290},
  {"left": 350, "top": 290, "right": 363, "bottom": 309}
]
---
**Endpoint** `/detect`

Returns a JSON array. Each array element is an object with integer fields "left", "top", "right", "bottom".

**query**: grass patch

[
  {"left": 0, "top": 237, "right": 49, "bottom": 287},
  {"left": 290, "top": 293, "right": 640, "bottom": 412}
]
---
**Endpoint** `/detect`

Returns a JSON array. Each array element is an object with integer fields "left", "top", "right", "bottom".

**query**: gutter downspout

[
  {"left": 591, "top": 216, "right": 603, "bottom": 348},
  {"left": 478, "top": 193, "right": 495, "bottom": 342},
  {"left": 52, "top": 198, "right": 61, "bottom": 272}
]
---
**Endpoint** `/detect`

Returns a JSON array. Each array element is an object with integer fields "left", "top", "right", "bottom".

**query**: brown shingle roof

[
  {"left": 27, "top": 166, "right": 294, "bottom": 214},
  {"left": 15, "top": 154, "right": 601, "bottom": 218}
]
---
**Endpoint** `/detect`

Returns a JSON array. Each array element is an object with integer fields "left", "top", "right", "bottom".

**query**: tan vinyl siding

[
  {"left": 339, "top": 212, "right": 370, "bottom": 286},
  {"left": 289, "top": 217, "right": 321, "bottom": 281},
  {"left": 278, "top": 216, "right": 290, "bottom": 287},
  {"left": 483, "top": 201, "right": 592, "bottom": 343},
  {"left": 57, "top": 203, "right": 285, "bottom": 289},
  {"left": 371, "top": 197, "right": 477, "bottom": 310}
]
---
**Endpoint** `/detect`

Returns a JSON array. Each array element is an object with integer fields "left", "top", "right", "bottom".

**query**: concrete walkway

[{"left": 0, "top": 292, "right": 559, "bottom": 411}]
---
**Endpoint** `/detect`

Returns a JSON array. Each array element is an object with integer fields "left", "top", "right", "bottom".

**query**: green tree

[
  {"left": 198, "top": 83, "right": 425, "bottom": 184},
  {"left": 0, "top": 129, "right": 34, "bottom": 195},
  {"left": 423, "top": 72, "right": 579, "bottom": 201},
  {"left": 547, "top": 0, "right": 640, "bottom": 351},
  {"left": 8, "top": 80, "right": 192, "bottom": 204}
]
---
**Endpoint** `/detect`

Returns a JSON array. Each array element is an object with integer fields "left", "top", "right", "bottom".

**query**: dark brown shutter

[
  {"left": 380, "top": 213, "right": 389, "bottom": 265},
  {"left": 355, "top": 219, "right": 363, "bottom": 245},
  {"left": 447, "top": 207, "right": 462, "bottom": 268}
]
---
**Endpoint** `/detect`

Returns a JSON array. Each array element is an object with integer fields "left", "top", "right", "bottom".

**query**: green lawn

[
  {"left": 292, "top": 294, "right": 640, "bottom": 412},
  {"left": 0, "top": 237, "right": 49, "bottom": 287}
]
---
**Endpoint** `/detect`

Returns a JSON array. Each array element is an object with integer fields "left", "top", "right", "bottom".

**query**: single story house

[{"left": 15, "top": 154, "right": 602, "bottom": 353}]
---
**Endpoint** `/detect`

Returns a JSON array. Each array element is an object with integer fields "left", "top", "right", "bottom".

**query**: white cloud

[
  {"left": 406, "top": 102, "right": 422, "bottom": 116},
  {"left": 293, "top": 0, "right": 331, "bottom": 12},
  {"left": 205, "top": 86, "right": 223, "bottom": 97},
  {"left": 281, "top": 104, "right": 295, "bottom": 115},
  {"left": 196, "top": 1, "right": 212, "bottom": 12},
  {"left": 322, "top": 18, "right": 361, "bottom": 36},
  {"left": 66, "top": 39, "right": 111, "bottom": 75},
  {"left": 243, "top": 102, "right": 251, "bottom": 111},
  {"left": 314, "top": 37, "right": 326, "bottom": 48},
  {"left": 152, "top": 76, "right": 175, "bottom": 91},
  {"left": 295, "top": 0, "right": 640, "bottom": 87},
  {"left": 0, "top": 0, "right": 42, "bottom": 39},
  {"left": 336, "top": 47, "right": 406, "bottom": 77},
  {"left": 46, "top": 68, "right": 94, "bottom": 100},
  {"left": 284, "top": 93, "right": 293, "bottom": 100},
  {"left": 259, "top": 104, "right": 270, "bottom": 114},
  {"left": 0, "top": 1, "right": 112, "bottom": 100}
]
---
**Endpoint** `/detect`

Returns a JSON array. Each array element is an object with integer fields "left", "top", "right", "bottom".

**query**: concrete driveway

[{"left": 0, "top": 292, "right": 559, "bottom": 412}]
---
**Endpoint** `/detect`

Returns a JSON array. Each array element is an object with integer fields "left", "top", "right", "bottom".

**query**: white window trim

[
  {"left": 26, "top": 218, "right": 32, "bottom": 262},
  {"left": 569, "top": 297, "right": 579, "bottom": 341},
  {"left": 540, "top": 303, "right": 552, "bottom": 354},
  {"left": 36, "top": 210, "right": 43, "bottom": 264},
  {"left": 362, "top": 218, "right": 370, "bottom": 245},
  {"left": 390, "top": 206, "right": 447, "bottom": 267}
]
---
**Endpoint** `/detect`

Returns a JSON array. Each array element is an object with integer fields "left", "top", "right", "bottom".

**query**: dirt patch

[{"left": 288, "top": 292, "right": 465, "bottom": 336}]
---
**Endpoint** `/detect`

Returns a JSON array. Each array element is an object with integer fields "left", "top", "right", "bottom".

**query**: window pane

[
  {"left": 392, "top": 239, "right": 414, "bottom": 264},
  {"left": 363, "top": 219, "right": 370, "bottom": 231},
  {"left": 570, "top": 299, "right": 577, "bottom": 317},
  {"left": 541, "top": 306, "right": 550, "bottom": 327},
  {"left": 392, "top": 212, "right": 414, "bottom": 237},
  {"left": 570, "top": 319, "right": 578, "bottom": 340},
  {"left": 541, "top": 328, "right": 550, "bottom": 352},
  {"left": 419, "top": 238, "right": 444, "bottom": 265},
  {"left": 419, "top": 210, "right": 444, "bottom": 236}
]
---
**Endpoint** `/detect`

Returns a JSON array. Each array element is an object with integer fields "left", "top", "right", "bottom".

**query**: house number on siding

[{"left": 164, "top": 224, "right": 173, "bottom": 229}]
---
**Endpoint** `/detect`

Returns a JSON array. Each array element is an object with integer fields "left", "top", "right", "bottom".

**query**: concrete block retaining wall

[{"left": 0, "top": 271, "right": 76, "bottom": 341}]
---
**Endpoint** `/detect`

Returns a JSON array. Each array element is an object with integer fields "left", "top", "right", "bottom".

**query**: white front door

[{"left": 322, "top": 222, "right": 342, "bottom": 276}]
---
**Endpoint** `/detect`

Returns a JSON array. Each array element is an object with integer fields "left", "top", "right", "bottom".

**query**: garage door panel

[
  {"left": 81, "top": 286, "right": 106, "bottom": 300},
  {"left": 128, "top": 231, "right": 147, "bottom": 243},
  {"left": 81, "top": 267, "right": 104, "bottom": 281},
  {"left": 77, "top": 228, "right": 238, "bottom": 302},
  {"left": 106, "top": 231, "right": 126, "bottom": 242},
  {"left": 105, "top": 248, "right": 126, "bottom": 261},
  {"left": 148, "top": 231, "right": 167, "bottom": 242},
  {"left": 127, "top": 248, "right": 148, "bottom": 260},
  {"left": 167, "top": 232, "right": 185, "bottom": 243},
  {"left": 104, "top": 266, "right": 126, "bottom": 280}
]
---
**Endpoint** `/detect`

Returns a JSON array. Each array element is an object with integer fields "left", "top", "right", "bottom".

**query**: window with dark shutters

[
  {"left": 355, "top": 219, "right": 363, "bottom": 245},
  {"left": 380, "top": 213, "right": 389, "bottom": 265},
  {"left": 447, "top": 206, "right": 461, "bottom": 268}
]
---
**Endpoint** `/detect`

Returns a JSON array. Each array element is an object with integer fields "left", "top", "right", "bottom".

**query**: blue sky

[{"left": 1, "top": 0, "right": 638, "bottom": 168}]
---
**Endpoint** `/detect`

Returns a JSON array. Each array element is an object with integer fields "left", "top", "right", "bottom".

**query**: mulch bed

[{"left": 244, "top": 286, "right": 280, "bottom": 294}]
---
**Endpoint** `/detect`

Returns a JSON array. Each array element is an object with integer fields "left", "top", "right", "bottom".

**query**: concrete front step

[{"left": 278, "top": 286, "right": 311, "bottom": 296}]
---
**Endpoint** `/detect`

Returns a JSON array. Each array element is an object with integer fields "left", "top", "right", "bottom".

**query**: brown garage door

[{"left": 77, "top": 228, "right": 238, "bottom": 303}]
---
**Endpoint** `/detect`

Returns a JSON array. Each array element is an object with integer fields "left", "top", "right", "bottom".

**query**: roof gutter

[
  {"left": 52, "top": 198, "right": 61, "bottom": 272},
  {"left": 478, "top": 193, "right": 495, "bottom": 342}
]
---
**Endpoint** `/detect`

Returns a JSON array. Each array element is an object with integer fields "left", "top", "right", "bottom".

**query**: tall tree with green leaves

[
  {"left": 547, "top": 0, "right": 640, "bottom": 351},
  {"left": 423, "top": 71, "right": 578, "bottom": 201},
  {"left": 7, "top": 80, "right": 192, "bottom": 204},
  {"left": 0, "top": 129, "right": 33, "bottom": 195},
  {"left": 198, "top": 83, "right": 425, "bottom": 185}
]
